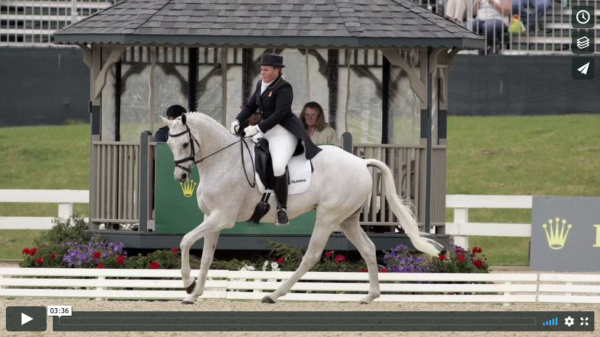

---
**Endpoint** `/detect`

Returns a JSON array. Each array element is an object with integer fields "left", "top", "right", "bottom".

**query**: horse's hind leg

[
  {"left": 339, "top": 213, "right": 381, "bottom": 304},
  {"left": 261, "top": 210, "right": 340, "bottom": 303}
]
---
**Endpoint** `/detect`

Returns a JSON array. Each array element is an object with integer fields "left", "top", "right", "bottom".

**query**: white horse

[{"left": 160, "top": 112, "right": 442, "bottom": 305}]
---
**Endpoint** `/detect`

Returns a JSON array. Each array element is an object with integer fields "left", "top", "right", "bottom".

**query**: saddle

[{"left": 247, "top": 138, "right": 313, "bottom": 224}]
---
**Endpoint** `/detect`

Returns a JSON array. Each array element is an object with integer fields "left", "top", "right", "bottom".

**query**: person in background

[
  {"left": 512, "top": 0, "right": 552, "bottom": 32},
  {"left": 299, "top": 101, "right": 340, "bottom": 146},
  {"left": 154, "top": 105, "right": 186, "bottom": 142},
  {"left": 446, "top": 0, "right": 467, "bottom": 24},
  {"left": 472, "top": 0, "right": 512, "bottom": 55}
]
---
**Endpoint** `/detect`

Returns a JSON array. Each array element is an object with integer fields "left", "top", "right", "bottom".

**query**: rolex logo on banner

[
  {"left": 542, "top": 217, "right": 572, "bottom": 250},
  {"left": 180, "top": 180, "right": 197, "bottom": 198},
  {"left": 531, "top": 197, "right": 600, "bottom": 272}
]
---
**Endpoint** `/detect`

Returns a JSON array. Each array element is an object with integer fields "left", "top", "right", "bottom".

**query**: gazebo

[{"left": 53, "top": 0, "right": 484, "bottom": 251}]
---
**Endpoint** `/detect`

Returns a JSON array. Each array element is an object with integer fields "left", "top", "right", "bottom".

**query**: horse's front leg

[
  {"left": 180, "top": 214, "right": 209, "bottom": 292},
  {"left": 179, "top": 211, "right": 234, "bottom": 304}
]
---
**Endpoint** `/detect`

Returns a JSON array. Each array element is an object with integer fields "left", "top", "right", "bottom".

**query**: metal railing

[{"left": 415, "top": 0, "right": 600, "bottom": 55}]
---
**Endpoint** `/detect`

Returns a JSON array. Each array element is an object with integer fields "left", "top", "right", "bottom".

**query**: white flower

[
  {"left": 271, "top": 261, "right": 279, "bottom": 270},
  {"left": 246, "top": 265, "right": 255, "bottom": 271},
  {"left": 239, "top": 266, "right": 247, "bottom": 271},
  {"left": 262, "top": 260, "right": 269, "bottom": 271}
]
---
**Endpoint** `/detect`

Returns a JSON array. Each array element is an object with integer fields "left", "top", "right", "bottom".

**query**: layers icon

[{"left": 577, "top": 36, "right": 590, "bottom": 49}]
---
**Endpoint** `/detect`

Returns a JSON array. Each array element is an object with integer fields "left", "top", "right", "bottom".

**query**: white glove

[
  {"left": 252, "top": 132, "right": 264, "bottom": 143},
  {"left": 244, "top": 125, "right": 260, "bottom": 137},
  {"left": 230, "top": 120, "right": 240, "bottom": 135}
]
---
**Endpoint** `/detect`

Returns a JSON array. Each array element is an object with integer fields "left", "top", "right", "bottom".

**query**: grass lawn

[{"left": 1, "top": 115, "right": 599, "bottom": 264}]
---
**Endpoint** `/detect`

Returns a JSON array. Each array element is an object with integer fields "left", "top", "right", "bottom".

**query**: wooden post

[{"left": 454, "top": 208, "right": 469, "bottom": 249}]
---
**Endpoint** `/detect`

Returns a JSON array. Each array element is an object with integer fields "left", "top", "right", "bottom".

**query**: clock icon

[
  {"left": 576, "top": 10, "right": 591, "bottom": 25},
  {"left": 572, "top": 6, "right": 595, "bottom": 28}
]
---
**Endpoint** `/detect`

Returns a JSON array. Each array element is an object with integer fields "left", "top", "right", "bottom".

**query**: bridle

[{"left": 168, "top": 124, "right": 256, "bottom": 187}]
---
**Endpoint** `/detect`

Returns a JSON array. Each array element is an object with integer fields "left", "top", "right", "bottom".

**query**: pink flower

[
  {"left": 149, "top": 261, "right": 160, "bottom": 269},
  {"left": 334, "top": 254, "right": 346, "bottom": 264},
  {"left": 97, "top": 263, "right": 105, "bottom": 269},
  {"left": 49, "top": 254, "right": 56, "bottom": 259},
  {"left": 171, "top": 248, "right": 179, "bottom": 254},
  {"left": 36, "top": 257, "right": 44, "bottom": 265},
  {"left": 277, "top": 257, "right": 285, "bottom": 265},
  {"left": 324, "top": 251, "right": 333, "bottom": 257},
  {"left": 93, "top": 252, "right": 101, "bottom": 259}
]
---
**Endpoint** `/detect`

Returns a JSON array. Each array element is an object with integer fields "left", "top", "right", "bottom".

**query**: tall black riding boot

[{"left": 273, "top": 175, "right": 289, "bottom": 226}]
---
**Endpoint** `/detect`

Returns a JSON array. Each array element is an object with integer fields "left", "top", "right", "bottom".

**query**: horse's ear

[
  {"left": 181, "top": 113, "right": 187, "bottom": 125},
  {"left": 159, "top": 115, "right": 171, "bottom": 126}
]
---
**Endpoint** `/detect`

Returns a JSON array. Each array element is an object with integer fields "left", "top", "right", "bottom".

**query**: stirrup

[{"left": 275, "top": 207, "right": 289, "bottom": 226}]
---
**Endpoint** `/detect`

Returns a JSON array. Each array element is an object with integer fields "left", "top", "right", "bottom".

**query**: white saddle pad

[{"left": 251, "top": 144, "right": 312, "bottom": 195}]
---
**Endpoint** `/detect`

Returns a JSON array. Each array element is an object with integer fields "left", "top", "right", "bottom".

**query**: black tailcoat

[{"left": 235, "top": 76, "right": 322, "bottom": 160}]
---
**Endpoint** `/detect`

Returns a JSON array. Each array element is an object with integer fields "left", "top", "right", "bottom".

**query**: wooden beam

[
  {"left": 93, "top": 46, "right": 126, "bottom": 100},
  {"left": 380, "top": 49, "right": 426, "bottom": 104}
]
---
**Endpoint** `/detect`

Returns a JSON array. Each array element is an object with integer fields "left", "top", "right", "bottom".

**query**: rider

[{"left": 230, "top": 54, "right": 322, "bottom": 226}]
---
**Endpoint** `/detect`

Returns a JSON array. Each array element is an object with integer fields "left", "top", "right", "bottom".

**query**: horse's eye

[{"left": 183, "top": 143, "right": 189, "bottom": 149}]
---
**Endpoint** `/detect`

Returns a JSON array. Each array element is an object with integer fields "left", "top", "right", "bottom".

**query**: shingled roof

[{"left": 54, "top": 0, "right": 484, "bottom": 49}]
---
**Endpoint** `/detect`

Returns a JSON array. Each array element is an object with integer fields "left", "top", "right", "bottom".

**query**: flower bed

[{"left": 19, "top": 217, "right": 489, "bottom": 275}]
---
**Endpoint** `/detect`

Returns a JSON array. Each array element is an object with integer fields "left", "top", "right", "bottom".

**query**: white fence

[
  {"left": 0, "top": 190, "right": 89, "bottom": 230},
  {"left": 0, "top": 268, "right": 598, "bottom": 304},
  {"left": 0, "top": 190, "right": 534, "bottom": 248},
  {"left": 446, "top": 195, "right": 533, "bottom": 249}
]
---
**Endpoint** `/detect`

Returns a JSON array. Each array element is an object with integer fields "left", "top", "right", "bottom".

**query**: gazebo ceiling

[{"left": 54, "top": 0, "right": 485, "bottom": 49}]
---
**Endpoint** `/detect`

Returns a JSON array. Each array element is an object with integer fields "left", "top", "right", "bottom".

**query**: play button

[
  {"left": 6, "top": 306, "right": 46, "bottom": 331},
  {"left": 21, "top": 313, "right": 33, "bottom": 325}
]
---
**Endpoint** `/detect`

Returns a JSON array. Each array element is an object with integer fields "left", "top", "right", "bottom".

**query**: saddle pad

[{"left": 251, "top": 146, "right": 312, "bottom": 195}]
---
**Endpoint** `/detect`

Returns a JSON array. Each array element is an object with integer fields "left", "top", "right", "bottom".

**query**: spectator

[
  {"left": 446, "top": 0, "right": 466, "bottom": 24},
  {"left": 154, "top": 105, "right": 186, "bottom": 142},
  {"left": 512, "top": 0, "right": 552, "bottom": 32},
  {"left": 472, "top": 0, "right": 512, "bottom": 54},
  {"left": 299, "top": 102, "right": 340, "bottom": 146}
]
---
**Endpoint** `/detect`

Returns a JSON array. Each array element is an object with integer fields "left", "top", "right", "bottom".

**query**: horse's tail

[{"left": 364, "top": 159, "right": 443, "bottom": 257}]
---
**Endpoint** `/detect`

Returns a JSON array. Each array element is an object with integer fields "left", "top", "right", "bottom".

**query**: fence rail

[
  {"left": 0, "top": 268, "right": 598, "bottom": 304},
  {"left": 445, "top": 195, "right": 533, "bottom": 248},
  {"left": 0, "top": 191, "right": 535, "bottom": 247},
  {"left": 0, "top": 189, "right": 88, "bottom": 230}
]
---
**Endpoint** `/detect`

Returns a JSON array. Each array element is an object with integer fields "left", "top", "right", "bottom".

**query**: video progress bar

[{"left": 53, "top": 311, "right": 595, "bottom": 332}]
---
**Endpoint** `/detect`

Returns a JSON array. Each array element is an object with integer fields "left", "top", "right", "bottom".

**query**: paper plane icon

[{"left": 578, "top": 62, "right": 590, "bottom": 75}]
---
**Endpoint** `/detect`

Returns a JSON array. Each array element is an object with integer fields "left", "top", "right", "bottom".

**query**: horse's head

[{"left": 160, "top": 113, "right": 199, "bottom": 183}]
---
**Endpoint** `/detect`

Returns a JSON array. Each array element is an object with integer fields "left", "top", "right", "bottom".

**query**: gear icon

[{"left": 565, "top": 316, "right": 575, "bottom": 327}]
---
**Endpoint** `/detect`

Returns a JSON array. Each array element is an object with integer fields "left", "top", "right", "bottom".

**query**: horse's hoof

[
  {"left": 261, "top": 296, "right": 276, "bottom": 304},
  {"left": 181, "top": 300, "right": 194, "bottom": 305},
  {"left": 185, "top": 279, "right": 196, "bottom": 294}
]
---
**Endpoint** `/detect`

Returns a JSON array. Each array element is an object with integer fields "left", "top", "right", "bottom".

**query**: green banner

[{"left": 154, "top": 143, "right": 316, "bottom": 235}]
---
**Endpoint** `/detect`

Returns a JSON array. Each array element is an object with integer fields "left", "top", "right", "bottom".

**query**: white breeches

[{"left": 261, "top": 124, "right": 297, "bottom": 177}]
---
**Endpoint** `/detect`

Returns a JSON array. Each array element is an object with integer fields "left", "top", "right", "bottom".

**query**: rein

[{"left": 168, "top": 125, "right": 256, "bottom": 188}]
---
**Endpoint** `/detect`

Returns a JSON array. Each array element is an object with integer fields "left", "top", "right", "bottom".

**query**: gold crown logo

[
  {"left": 180, "top": 180, "right": 197, "bottom": 198},
  {"left": 542, "top": 217, "right": 572, "bottom": 250}
]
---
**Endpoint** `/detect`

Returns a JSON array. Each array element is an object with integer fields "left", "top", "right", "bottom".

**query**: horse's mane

[{"left": 183, "top": 112, "right": 228, "bottom": 132}]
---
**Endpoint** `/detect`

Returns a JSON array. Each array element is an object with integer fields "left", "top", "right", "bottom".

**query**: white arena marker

[{"left": 48, "top": 306, "right": 72, "bottom": 318}]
